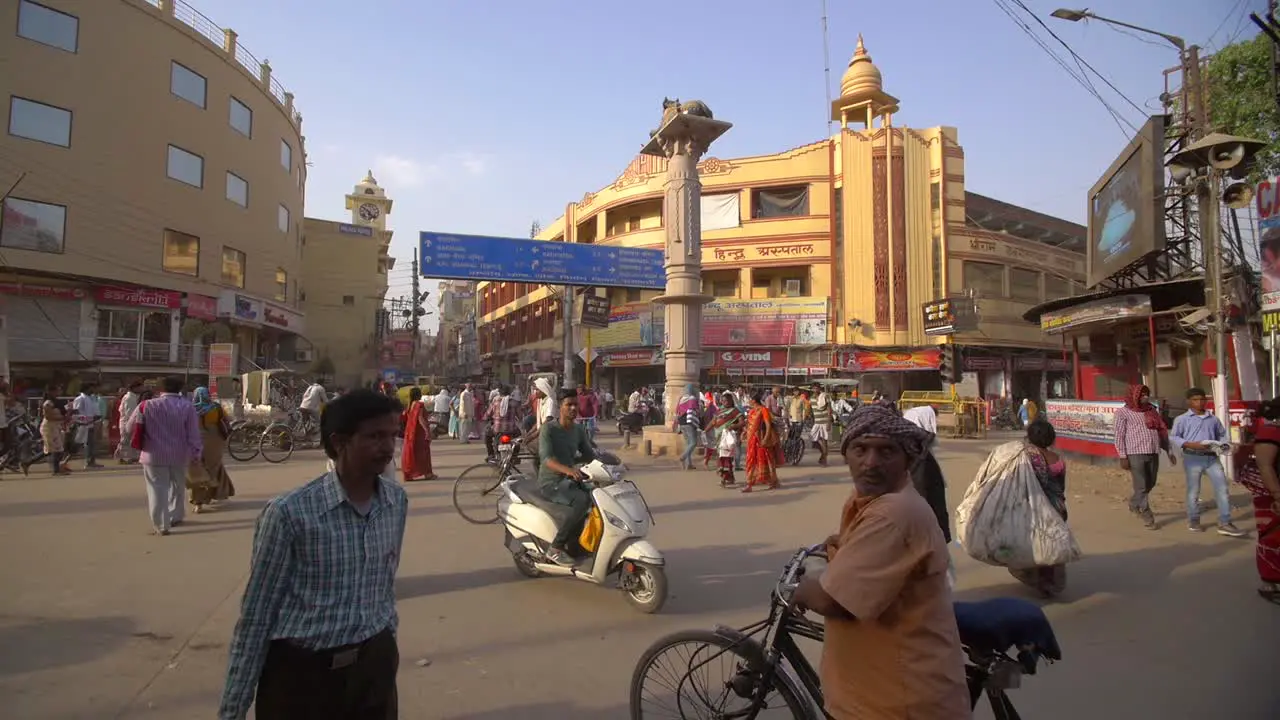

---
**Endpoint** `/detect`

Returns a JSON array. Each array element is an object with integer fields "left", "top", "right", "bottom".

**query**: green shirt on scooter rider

[{"left": 537, "top": 391, "right": 597, "bottom": 566}]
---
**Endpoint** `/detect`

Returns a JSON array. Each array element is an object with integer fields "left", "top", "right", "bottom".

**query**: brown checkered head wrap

[{"left": 840, "top": 404, "right": 934, "bottom": 461}]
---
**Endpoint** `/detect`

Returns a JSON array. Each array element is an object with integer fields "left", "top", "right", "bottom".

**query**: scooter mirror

[{"left": 596, "top": 450, "right": 622, "bottom": 466}]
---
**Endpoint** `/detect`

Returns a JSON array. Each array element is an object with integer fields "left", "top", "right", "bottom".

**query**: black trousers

[
  {"left": 255, "top": 629, "right": 398, "bottom": 720},
  {"left": 1126, "top": 453, "right": 1160, "bottom": 514}
]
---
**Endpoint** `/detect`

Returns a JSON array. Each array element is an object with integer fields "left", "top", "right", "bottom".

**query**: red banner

[
  {"left": 839, "top": 349, "right": 941, "bottom": 372},
  {"left": 95, "top": 285, "right": 181, "bottom": 309},
  {"left": 712, "top": 349, "right": 788, "bottom": 369},
  {"left": 186, "top": 294, "right": 218, "bottom": 321},
  {"left": 0, "top": 282, "right": 85, "bottom": 300}
]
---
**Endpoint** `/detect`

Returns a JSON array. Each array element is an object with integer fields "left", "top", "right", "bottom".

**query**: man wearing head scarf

[
  {"left": 794, "top": 405, "right": 969, "bottom": 720},
  {"left": 532, "top": 377, "right": 557, "bottom": 429},
  {"left": 1114, "top": 383, "right": 1175, "bottom": 529}
]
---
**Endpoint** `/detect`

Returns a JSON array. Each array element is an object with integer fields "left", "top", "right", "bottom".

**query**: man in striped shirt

[
  {"left": 1114, "top": 384, "right": 1176, "bottom": 530},
  {"left": 220, "top": 389, "right": 406, "bottom": 720},
  {"left": 137, "top": 376, "right": 202, "bottom": 535}
]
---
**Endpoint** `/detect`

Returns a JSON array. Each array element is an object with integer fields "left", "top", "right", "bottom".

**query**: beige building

[
  {"left": 301, "top": 172, "right": 395, "bottom": 389},
  {"left": 0, "top": 0, "right": 307, "bottom": 389}
]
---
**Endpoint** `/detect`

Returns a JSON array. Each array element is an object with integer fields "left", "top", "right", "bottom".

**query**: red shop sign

[
  {"left": 95, "top": 285, "right": 181, "bottom": 310},
  {"left": 186, "top": 294, "right": 218, "bottom": 321},
  {"left": 714, "top": 349, "right": 787, "bottom": 369},
  {"left": 0, "top": 282, "right": 85, "bottom": 300}
]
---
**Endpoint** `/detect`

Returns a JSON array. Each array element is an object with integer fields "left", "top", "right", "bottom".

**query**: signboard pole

[
  {"left": 585, "top": 329, "right": 593, "bottom": 387},
  {"left": 1271, "top": 326, "right": 1277, "bottom": 398},
  {"left": 562, "top": 285, "right": 575, "bottom": 389}
]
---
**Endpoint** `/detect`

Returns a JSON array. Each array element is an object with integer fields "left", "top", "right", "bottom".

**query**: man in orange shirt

[{"left": 795, "top": 404, "right": 970, "bottom": 719}]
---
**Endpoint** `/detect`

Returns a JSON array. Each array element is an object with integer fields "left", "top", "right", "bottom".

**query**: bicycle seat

[
  {"left": 952, "top": 598, "right": 1061, "bottom": 661},
  {"left": 509, "top": 475, "right": 576, "bottom": 526}
]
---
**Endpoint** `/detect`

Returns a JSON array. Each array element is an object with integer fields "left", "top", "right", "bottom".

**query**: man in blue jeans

[{"left": 1169, "top": 387, "right": 1248, "bottom": 537}]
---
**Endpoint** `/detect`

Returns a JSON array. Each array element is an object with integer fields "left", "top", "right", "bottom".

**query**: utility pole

[
  {"left": 410, "top": 249, "right": 421, "bottom": 370},
  {"left": 562, "top": 285, "right": 575, "bottom": 390}
]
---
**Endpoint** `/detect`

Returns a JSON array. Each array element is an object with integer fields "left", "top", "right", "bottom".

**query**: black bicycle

[
  {"left": 452, "top": 431, "right": 528, "bottom": 524},
  {"left": 630, "top": 545, "right": 1060, "bottom": 719}
]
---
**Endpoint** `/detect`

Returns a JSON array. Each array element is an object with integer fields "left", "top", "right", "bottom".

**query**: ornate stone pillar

[{"left": 640, "top": 100, "right": 731, "bottom": 423}]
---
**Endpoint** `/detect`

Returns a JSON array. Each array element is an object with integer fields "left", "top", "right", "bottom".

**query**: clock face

[{"left": 358, "top": 203, "right": 381, "bottom": 221}]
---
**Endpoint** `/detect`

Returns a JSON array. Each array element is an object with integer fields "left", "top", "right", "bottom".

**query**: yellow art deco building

[{"left": 478, "top": 38, "right": 1086, "bottom": 402}]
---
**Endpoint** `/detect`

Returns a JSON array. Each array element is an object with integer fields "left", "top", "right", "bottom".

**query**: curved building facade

[{"left": 0, "top": 0, "right": 306, "bottom": 388}]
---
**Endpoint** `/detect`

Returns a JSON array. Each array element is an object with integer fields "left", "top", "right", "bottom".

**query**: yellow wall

[
  {"left": 300, "top": 218, "right": 389, "bottom": 385},
  {"left": 0, "top": 0, "right": 307, "bottom": 304}
]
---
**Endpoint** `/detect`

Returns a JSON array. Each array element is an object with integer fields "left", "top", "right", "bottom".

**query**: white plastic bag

[{"left": 954, "top": 441, "right": 1081, "bottom": 570}]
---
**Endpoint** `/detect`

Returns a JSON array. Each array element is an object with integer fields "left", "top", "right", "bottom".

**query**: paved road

[{"left": 1, "top": 436, "right": 1277, "bottom": 718}]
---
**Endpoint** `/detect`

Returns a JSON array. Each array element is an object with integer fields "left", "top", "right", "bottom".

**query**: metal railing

[
  {"left": 92, "top": 339, "right": 207, "bottom": 366},
  {"left": 140, "top": 0, "right": 301, "bottom": 125}
]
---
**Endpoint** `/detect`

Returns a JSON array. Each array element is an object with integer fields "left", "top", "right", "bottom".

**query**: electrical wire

[{"left": 1207, "top": 0, "right": 1251, "bottom": 51}]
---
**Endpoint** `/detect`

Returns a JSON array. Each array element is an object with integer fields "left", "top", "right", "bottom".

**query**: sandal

[{"left": 1259, "top": 584, "right": 1280, "bottom": 605}]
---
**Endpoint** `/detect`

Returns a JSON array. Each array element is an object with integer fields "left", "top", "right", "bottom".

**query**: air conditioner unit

[{"left": 296, "top": 349, "right": 314, "bottom": 362}]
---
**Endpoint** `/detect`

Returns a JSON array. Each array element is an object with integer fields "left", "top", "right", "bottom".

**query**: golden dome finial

[
  {"left": 854, "top": 34, "right": 867, "bottom": 59},
  {"left": 839, "top": 34, "right": 883, "bottom": 99}
]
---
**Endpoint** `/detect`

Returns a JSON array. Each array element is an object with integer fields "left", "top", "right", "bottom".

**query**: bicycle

[
  {"left": 452, "top": 431, "right": 528, "bottom": 524},
  {"left": 630, "top": 545, "right": 1061, "bottom": 719},
  {"left": 225, "top": 420, "right": 265, "bottom": 462},
  {"left": 258, "top": 410, "right": 321, "bottom": 464},
  {"left": 782, "top": 420, "right": 809, "bottom": 467}
]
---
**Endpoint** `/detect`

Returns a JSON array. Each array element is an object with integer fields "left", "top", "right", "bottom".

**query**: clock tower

[{"left": 344, "top": 170, "right": 393, "bottom": 232}]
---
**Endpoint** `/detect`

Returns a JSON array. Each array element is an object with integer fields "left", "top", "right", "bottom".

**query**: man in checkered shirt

[{"left": 1114, "top": 384, "right": 1176, "bottom": 530}]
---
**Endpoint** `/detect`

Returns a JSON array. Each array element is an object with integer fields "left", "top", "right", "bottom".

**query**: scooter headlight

[{"left": 603, "top": 509, "right": 632, "bottom": 533}]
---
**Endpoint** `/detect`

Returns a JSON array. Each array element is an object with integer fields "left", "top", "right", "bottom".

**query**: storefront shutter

[{"left": 7, "top": 297, "right": 82, "bottom": 362}]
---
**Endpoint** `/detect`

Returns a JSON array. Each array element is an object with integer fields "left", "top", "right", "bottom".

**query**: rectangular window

[
  {"left": 624, "top": 288, "right": 641, "bottom": 303},
  {"left": 962, "top": 261, "right": 1004, "bottom": 298},
  {"left": 1044, "top": 275, "right": 1070, "bottom": 300},
  {"left": 162, "top": 229, "right": 199, "bottom": 276},
  {"left": 275, "top": 268, "right": 288, "bottom": 302},
  {"left": 1009, "top": 268, "right": 1041, "bottom": 302},
  {"left": 342, "top": 295, "right": 355, "bottom": 306},
  {"left": 277, "top": 204, "right": 290, "bottom": 233},
  {"left": 170, "top": 61, "right": 207, "bottom": 108},
  {"left": 225, "top": 172, "right": 248, "bottom": 207},
  {"left": 280, "top": 139, "right": 292, "bottom": 172},
  {"left": 221, "top": 247, "right": 246, "bottom": 288},
  {"left": 1, "top": 196, "right": 66, "bottom": 253},
  {"left": 17, "top": 0, "right": 77, "bottom": 52},
  {"left": 166, "top": 145, "right": 203, "bottom": 188},
  {"left": 752, "top": 185, "right": 809, "bottom": 218},
  {"left": 8, "top": 96, "right": 71, "bottom": 147},
  {"left": 229, "top": 97, "right": 252, "bottom": 137},
  {"left": 929, "top": 182, "right": 942, "bottom": 296}
]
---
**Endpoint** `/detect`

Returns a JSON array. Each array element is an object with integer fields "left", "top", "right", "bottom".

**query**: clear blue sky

[{"left": 201, "top": 0, "right": 1252, "bottom": 314}]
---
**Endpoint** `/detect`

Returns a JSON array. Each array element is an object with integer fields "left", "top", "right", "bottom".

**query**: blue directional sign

[{"left": 419, "top": 232, "right": 665, "bottom": 289}]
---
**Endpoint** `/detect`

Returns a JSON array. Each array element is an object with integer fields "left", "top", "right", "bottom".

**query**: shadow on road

[
  {"left": 0, "top": 615, "right": 136, "bottom": 676},
  {"left": 0, "top": 495, "right": 142, "bottom": 518},
  {"left": 397, "top": 566, "right": 525, "bottom": 600},
  {"left": 439, "top": 701, "right": 628, "bottom": 719},
  {"left": 956, "top": 540, "right": 1245, "bottom": 605},
  {"left": 661, "top": 543, "right": 795, "bottom": 615}
]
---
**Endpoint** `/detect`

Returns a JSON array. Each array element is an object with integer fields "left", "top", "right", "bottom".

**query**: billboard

[
  {"left": 1255, "top": 176, "right": 1280, "bottom": 313},
  {"left": 1086, "top": 115, "right": 1168, "bottom": 288},
  {"left": 589, "top": 297, "right": 830, "bottom": 349}
]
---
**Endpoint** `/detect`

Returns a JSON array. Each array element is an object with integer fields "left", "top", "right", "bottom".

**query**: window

[
  {"left": 962, "top": 261, "right": 1004, "bottom": 297},
  {"left": 929, "top": 182, "right": 942, "bottom": 295},
  {"left": 17, "top": 1, "right": 77, "bottom": 52},
  {"left": 229, "top": 97, "right": 252, "bottom": 137},
  {"left": 342, "top": 295, "right": 355, "bottom": 306},
  {"left": 166, "top": 145, "right": 203, "bottom": 188},
  {"left": 162, "top": 229, "right": 199, "bottom": 276},
  {"left": 624, "top": 288, "right": 641, "bottom": 303},
  {"left": 221, "top": 247, "right": 246, "bottom": 288},
  {"left": 1, "top": 196, "right": 65, "bottom": 253},
  {"left": 170, "top": 62, "right": 207, "bottom": 108},
  {"left": 225, "top": 172, "right": 248, "bottom": 207},
  {"left": 752, "top": 185, "right": 809, "bottom": 218},
  {"left": 275, "top": 268, "right": 288, "bottom": 302},
  {"left": 1009, "top": 268, "right": 1041, "bottom": 302},
  {"left": 1044, "top": 275, "right": 1070, "bottom": 300},
  {"left": 280, "top": 139, "right": 292, "bottom": 172},
  {"left": 277, "top": 204, "right": 290, "bottom": 233},
  {"left": 8, "top": 96, "right": 71, "bottom": 147}
]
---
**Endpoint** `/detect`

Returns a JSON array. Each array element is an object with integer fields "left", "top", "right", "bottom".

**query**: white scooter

[{"left": 497, "top": 448, "right": 668, "bottom": 613}]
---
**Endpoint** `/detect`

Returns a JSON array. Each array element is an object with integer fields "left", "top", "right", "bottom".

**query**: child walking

[{"left": 717, "top": 417, "right": 741, "bottom": 487}]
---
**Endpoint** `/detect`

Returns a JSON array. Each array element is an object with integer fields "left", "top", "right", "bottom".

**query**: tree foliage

[
  {"left": 308, "top": 354, "right": 336, "bottom": 378},
  {"left": 1205, "top": 32, "right": 1280, "bottom": 180}
]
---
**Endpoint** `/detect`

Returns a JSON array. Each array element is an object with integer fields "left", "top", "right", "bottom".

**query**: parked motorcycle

[{"left": 497, "top": 447, "right": 667, "bottom": 613}]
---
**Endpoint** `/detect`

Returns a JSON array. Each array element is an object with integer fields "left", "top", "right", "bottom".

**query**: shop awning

[{"left": 1023, "top": 278, "right": 1206, "bottom": 330}]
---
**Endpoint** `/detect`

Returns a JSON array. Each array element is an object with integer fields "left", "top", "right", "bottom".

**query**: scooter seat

[
  {"left": 952, "top": 598, "right": 1061, "bottom": 661},
  {"left": 509, "top": 475, "right": 576, "bottom": 526}
]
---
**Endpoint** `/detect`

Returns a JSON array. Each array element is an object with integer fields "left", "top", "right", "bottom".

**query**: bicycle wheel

[
  {"left": 259, "top": 424, "right": 295, "bottom": 464},
  {"left": 226, "top": 425, "right": 260, "bottom": 462},
  {"left": 630, "top": 629, "right": 814, "bottom": 719},
  {"left": 452, "top": 463, "right": 504, "bottom": 524}
]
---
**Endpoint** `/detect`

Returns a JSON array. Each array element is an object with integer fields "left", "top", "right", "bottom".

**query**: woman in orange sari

[
  {"left": 743, "top": 390, "right": 781, "bottom": 493},
  {"left": 401, "top": 387, "right": 437, "bottom": 482}
]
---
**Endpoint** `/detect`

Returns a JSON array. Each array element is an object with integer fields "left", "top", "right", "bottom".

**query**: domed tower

[
  {"left": 344, "top": 170, "right": 394, "bottom": 232},
  {"left": 830, "top": 36, "right": 900, "bottom": 130}
]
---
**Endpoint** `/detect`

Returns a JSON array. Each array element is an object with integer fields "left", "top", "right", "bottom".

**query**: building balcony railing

[{"left": 93, "top": 339, "right": 207, "bottom": 367}]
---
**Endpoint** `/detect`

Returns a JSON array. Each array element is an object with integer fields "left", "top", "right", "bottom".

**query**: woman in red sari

[
  {"left": 743, "top": 390, "right": 781, "bottom": 493},
  {"left": 1237, "top": 399, "right": 1280, "bottom": 604},
  {"left": 401, "top": 387, "right": 438, "bottom": 482}
]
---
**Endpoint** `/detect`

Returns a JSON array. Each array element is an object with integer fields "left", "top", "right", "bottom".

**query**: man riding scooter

[{"left": 537, "top": 390, "right": 596, "bottom": 567}]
